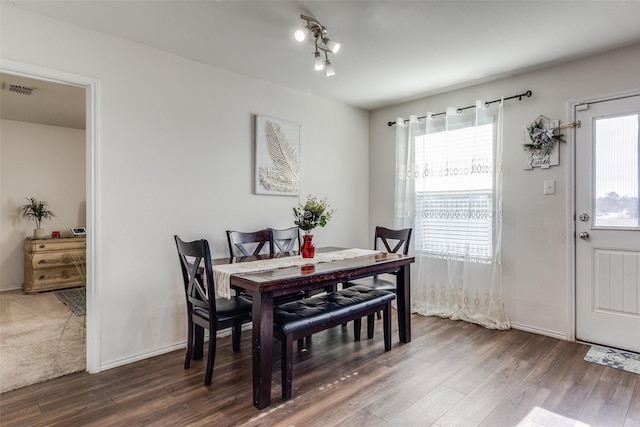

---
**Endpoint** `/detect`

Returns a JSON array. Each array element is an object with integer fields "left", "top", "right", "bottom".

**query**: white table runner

[{"left": 212, "top": 248, "right": 380, "bottom": 298}]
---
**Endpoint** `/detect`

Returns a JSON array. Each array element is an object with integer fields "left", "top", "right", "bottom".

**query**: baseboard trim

[
  {"left": 99, "top": 324, "right": 252, "bottom": 372},
  {"left": 100, "top": 342, "right": 186, "bottom": 371},
  {"left": 0, "top": 285, "right": 24, "bottom": 292},
  {"left": 510, "top": 322, "right": 568, "bottom": 341}
]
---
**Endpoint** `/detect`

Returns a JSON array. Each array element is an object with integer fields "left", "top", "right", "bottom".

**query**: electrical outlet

[{"left": 544, "top": 180, "right": 556, "bottom": 195}]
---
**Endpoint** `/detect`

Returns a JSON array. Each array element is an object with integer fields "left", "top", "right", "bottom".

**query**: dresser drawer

[
  {"left": 26, "top": 239, "right": 85, "bottom": 253},
  {"left": 31, "top": 250, "right": 85, "bottom": 269},
  {"left": 33, "top": 266, "right": 82, "bottom": 285},
  {"left": 23, "top": 266, "right": 83, "bottom": 294}
]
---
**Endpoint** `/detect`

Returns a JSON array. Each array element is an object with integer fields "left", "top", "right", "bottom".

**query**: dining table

[{"left": 211, "top": 247, "right": 415, "bottom": 410}]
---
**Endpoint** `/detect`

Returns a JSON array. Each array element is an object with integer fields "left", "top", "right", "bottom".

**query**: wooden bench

[{"left": 273, "top": 285, "right": 396, "bottom": 400}]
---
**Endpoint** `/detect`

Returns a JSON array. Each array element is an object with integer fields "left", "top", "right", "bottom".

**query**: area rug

[
  {"left": 584, "top": 345, "right": 640, "bottom": 374},
  {"left": 55, "top": 288, "right": 86, "bottom": 316},
  {"left": 1, "top": 290, "right": 85, "bottom": 393}
]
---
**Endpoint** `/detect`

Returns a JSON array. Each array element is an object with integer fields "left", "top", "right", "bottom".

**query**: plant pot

[
  {"left": 301, "top": 234, "right": 316, "bottom": 259},
  {"left": 34, "top": 228, "right": 46, "bottom": 239}
]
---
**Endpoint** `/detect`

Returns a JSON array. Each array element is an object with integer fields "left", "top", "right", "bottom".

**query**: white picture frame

[
  {"left": 70, "top": 227, "right": 86, "bottom": 236},
  {"left": 255, "top": 115, "right": 301, "bottom": 196}
]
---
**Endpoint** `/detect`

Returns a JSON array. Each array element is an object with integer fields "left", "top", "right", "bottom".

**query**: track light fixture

[{"left": 294, "top": 14, "right": 340, "bottom": 76}]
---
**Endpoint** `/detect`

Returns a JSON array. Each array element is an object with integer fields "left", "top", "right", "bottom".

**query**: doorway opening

[{"left": 0, "top": 60, "right": 99, "bottom": 387}]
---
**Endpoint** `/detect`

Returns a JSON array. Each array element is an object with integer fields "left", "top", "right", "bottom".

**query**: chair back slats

[
  {"left": 270, "top": 227, "right": 301, "bottom": 254},
  {"left": 226, "top": 229, "right": 272, "bottom": 257},
  {"left": 175, "top": 236, "right": 215, "bottom": 316},
  {"left": 374, "top": 226, "right": 412, "bottom": 255}
]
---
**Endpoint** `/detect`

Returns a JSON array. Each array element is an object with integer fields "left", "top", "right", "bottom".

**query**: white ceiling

[
  {"left": 0, "top": 73, "right": 86, "bottom": 129},
  {"left": 3, "top": 1, "right": 640, "bottom": 128}
]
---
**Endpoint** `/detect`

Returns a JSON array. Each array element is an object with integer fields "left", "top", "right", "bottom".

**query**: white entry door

[{"left": 575, "top": 94, "right": 640, "bottom": 353}]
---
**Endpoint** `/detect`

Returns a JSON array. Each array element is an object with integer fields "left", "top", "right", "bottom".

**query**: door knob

[
  {"left": 579, "top": 232, "right": 589, "bottom": 240},
  {"left": 579, "top": 213, "right": 589, "bottom": 221}
]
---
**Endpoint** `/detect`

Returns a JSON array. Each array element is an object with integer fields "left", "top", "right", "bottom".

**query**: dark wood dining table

[{"left": 212, "top": 247, "right": 414, "bottom": 410}]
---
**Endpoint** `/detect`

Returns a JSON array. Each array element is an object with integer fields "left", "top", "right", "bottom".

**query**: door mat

[
  {"left": 55, "top": 288, "right": 86, "bottom": 316},
  {"left": 584, "top": 345, "right": 640, "bottom": 374}
]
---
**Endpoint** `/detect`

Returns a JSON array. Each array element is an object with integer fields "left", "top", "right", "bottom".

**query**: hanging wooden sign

[{"left": 524, "top": 115, "right": 563, "bottom": 169}]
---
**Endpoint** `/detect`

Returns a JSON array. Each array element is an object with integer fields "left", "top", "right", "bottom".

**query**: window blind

[{"left": 414, "top": 123, "right": 494, "bottom": 263}]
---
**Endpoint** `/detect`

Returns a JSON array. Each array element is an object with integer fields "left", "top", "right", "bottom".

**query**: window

[
  {"left": 414, "top": 123, "right": 494, "bottom": 263},
  {"left": 594, "top": 113, "right": 639, "bottom": 228}
]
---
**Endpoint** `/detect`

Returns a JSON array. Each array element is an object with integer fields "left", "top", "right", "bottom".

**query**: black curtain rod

[{"left": 387, "top": 90, "right": 533, "bottom": 127}]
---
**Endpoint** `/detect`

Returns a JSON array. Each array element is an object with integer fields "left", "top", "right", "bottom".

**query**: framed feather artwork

[{"left": 255, "top": 115, "right": 301, "bottom": 196}]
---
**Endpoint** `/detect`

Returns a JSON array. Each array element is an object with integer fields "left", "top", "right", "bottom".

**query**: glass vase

[{"left": 301, "top": 234, "right": 315, "bottom": 258}]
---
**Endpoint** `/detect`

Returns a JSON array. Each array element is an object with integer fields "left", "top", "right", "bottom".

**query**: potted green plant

[
  {"left": 293, "top": 195, "right": 335, "bottom": 258},
  {"left": 18, "top": 197, "right": 55, "bottom": 238}
]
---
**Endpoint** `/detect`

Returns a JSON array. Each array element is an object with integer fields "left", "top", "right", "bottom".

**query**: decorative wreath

[{"left": 524, "top": 116, "right": 564, "bottom": 156}]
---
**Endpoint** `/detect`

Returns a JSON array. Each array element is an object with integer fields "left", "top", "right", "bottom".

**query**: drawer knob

[{"left": 39, "top": 245, "right": 46, "bottom": 249}]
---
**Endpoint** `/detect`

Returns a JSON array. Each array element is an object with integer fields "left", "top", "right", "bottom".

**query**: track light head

[
  {"left": 294, "top": 27, "right": 309, "bottom": 42},
  {"left": 323, "top": 38, "right": 340, "bottom": 54},
  {"left": 325, "top": 59, "right": 335, "bottom": 77},
  {"left": 314, "top": 51, "right": 324, "bottom": 70}
]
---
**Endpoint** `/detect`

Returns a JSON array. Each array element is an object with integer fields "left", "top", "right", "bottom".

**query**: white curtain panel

[{"left": 394, "top": 101, "right": 510, "bottom": 329}]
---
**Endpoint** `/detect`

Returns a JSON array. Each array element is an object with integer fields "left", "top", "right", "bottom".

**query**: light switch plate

[{"left": 544, "top": 180, "right": 556, "bottom": 195}]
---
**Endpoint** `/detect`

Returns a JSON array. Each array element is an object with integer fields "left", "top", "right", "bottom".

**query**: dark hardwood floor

[{"left": 1, "top": 313, "right": 638, "bottom": 426}]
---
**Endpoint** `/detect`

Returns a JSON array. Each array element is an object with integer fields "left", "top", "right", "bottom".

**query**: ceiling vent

[{"left": 1, "top": 82, "right": 36, "bottom": 96}]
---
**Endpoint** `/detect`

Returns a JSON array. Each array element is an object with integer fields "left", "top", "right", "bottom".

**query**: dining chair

[
  {"left": 174, "top": 235, "right": 252, "bottom": 386},
  {"left": 345, "top": 226, "right": 413, "bottom": 292},
  {"left": 270, "top": 226, "right": 301, "bottom": 254},
  {"left": 226, "top": 229, "right": 272, "bottom": 257},
  {"left": 343, "top": 226, "right": 412, "bottom": 336},
  {"left": 227, "top": 228, "right": 306, "bottom": 304}
]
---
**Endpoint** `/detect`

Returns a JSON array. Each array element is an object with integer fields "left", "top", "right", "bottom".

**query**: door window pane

[{"left": 594, "top": 113, "right": 639, "bottom": 227}]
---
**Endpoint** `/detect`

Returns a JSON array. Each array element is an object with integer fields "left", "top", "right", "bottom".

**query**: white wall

[
  {"left": 0, "top": 120, "right": 86, "bottom": 291},
  {"left": 370, "top": 43, "right": 640, "bottom": 339},
  {"left": 0, "top": 5, "right": 370, "bottom": 370}
]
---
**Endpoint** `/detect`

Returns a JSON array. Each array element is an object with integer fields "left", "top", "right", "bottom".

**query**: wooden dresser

[{"left": 23, "top": 236, "right": 86, "bottom": 294}]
